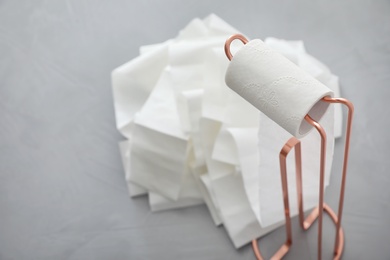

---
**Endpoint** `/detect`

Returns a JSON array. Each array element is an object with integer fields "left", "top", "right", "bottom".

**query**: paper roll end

[
  {"left": 224, "top": 36, "right": 334, "bottom": 139},
  {"left": 294, "top": 93, "right": 334, "bottom": 138}
]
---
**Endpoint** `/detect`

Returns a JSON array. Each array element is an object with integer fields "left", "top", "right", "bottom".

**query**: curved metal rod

[
  {"left": 224, "top": 34, "right": 248, "bottom": 60},
  {"left": 252, "top": 203, "right": 344, "bottom": 260},
  {"left": 322, "top": 96, "right": 354, "bottom": 258},
  {"left": 305, "top": 114, "right": 327, "bottom": 260},
  {"left": 252, "top": 137, "right": 301, "bottom": 260},
  {"left": 251, "top": 129, "right": 345, "bottom": 260},
  {"left": 301, "top": 203, "right": 345, "bottom": 258},
  {"left": 280, "top": 137, "right": 301, "bottom": 246}
]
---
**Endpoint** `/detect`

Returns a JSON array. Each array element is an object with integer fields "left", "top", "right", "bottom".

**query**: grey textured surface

[{"left": 1, "top": 1, "right": 389, "bottom": 259}]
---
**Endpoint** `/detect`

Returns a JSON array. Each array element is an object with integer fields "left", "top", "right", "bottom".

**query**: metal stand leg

[
  {"left": 252, "top": 97, "right": 353, "bottom": 260},
  {"left": 323, "top": 97, "right": 354, "bottom": 259}
]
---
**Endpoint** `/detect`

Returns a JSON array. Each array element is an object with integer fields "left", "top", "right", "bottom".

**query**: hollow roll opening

[{"left": 299, "top": 95, "right": 332, "bottom": 136}]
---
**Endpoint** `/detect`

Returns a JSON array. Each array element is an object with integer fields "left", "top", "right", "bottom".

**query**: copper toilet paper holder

[{"left": 225, "top": 34, "right": 354, "bottom": 260}]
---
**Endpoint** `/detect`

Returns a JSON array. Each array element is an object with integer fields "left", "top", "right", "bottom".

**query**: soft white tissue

[
  {"left": 225, "top": 39, "right": 333, "bottom": 138},
  {"left": 111, "top": 14, "right": 343, "bottom": 248}
]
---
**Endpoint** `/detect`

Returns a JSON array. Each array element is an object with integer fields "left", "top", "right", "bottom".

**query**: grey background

[{"left": 1, "top": 0, "right": 389, "bottom": 259}]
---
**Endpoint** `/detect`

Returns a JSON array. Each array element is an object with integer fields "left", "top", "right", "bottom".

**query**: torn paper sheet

[{"left": 112, "top": 13, "right": 344, "bottom": 249}]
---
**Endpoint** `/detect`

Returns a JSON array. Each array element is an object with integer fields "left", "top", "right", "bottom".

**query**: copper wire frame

[{"left": 224, "top": 34, "right": 354, "bottom": 260}]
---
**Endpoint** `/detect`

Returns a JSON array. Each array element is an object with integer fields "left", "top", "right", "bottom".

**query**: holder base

[{"left": 252, "top": 203, "right": 344, "bottom": 260}]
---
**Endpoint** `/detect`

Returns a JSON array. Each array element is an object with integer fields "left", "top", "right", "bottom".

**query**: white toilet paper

[
  {"left": 118, "top": 140, "right": 147, "bottom": 197},
  {"left": 225, "top": 39, "right": 334, "bottom": 138},
  {"left": 112, "top": 14, "right": 344, "bottom": 250}
]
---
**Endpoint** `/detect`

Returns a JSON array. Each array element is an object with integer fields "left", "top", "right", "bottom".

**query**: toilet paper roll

[{"left": 225, "top": 39, "right": 333, "bottom": 138}]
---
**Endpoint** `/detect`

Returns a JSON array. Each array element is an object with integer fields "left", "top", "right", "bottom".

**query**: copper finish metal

[
  {"left": 323, "top": 96, "right": 354, "bottom": 258},
  {"left": 252, "top": 138, "right": 302, "bottom": 260},
  {"left": 251, "top": 98, "right": 353, "bottom": 260},
  {"left": 224, "top": 34, "right": 248, "bottom": 61},
  {"left": 224, "top": 34, "right": 354, "bottom": 260},
  {"left": 305, "top": 114, "right": 327, "bottom": 260}
]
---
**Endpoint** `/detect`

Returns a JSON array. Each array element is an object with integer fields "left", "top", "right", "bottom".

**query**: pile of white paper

[{"left": 112, "top": 14, "right": 342, "bottom": 248}]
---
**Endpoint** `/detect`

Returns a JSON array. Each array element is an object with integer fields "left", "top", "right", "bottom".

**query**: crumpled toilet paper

[{"left": 112, "top": 14, "right": 342, "bottom": 248}]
